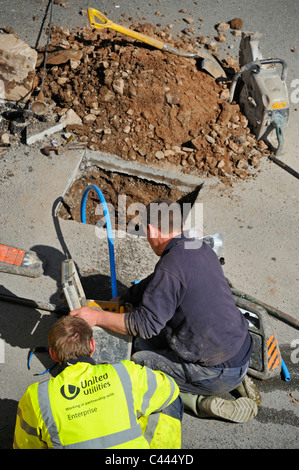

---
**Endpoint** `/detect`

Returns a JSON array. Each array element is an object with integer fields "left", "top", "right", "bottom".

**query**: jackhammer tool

[
  {"left": 229, "top": 32, "right": 289, "bottom": 156},
  {"left": 61, "top": 259, "right": 129, "bottom": 313},
  {"left": 87, "top": 8, "right": 226, "bottom": 79},
  {"left": 61, "top": 259, "right": 88, "bottom": 310},
  {"left": 61, "top": 258, "right": 132, "bottom": 363}
]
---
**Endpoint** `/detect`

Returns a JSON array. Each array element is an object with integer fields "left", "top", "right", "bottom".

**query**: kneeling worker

[
  {"left": 70, "top": 198, "right": 261, "bottom": 423},
  {"left": 13, "top": 316, "right": 183, "bottom": 449}
]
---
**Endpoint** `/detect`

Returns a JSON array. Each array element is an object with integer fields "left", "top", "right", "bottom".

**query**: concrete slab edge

[
  {"left": 83, "top": 149, "right": 203, "bottom": 192},
  {"left": 53, "top": 149, "right": 86, "bottom": 216},
  {"left": 26, "top": 123, "right": 64, "bottom": 145}
]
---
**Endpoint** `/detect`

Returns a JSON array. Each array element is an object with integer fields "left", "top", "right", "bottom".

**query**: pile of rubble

[{"left": 1, "top": 21, "right": 270, "bottom": 184}]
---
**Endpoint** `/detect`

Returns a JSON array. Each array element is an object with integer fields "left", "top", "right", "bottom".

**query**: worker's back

[
  {"left": 14, "top": 358, "right": 181, "bottom": 449},
  {"left": 160, "top": 239, "right": 250, "bottom": 366},
  {"left": 126, "top": 238, "right": 250, "bottom": 366}
]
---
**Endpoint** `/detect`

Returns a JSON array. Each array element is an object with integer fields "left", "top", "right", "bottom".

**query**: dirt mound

[{"left": 34, "top": 23, "right": 269, "bottom": 183}]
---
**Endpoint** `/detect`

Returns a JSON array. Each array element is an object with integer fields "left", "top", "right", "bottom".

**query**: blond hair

[{"left": 48, "top": 316, "right": 93, "bottom": 364}]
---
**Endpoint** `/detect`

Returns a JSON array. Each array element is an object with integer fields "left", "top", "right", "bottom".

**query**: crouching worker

[{"left": 13, "top": 316, "right": 183, "bottom": 449}]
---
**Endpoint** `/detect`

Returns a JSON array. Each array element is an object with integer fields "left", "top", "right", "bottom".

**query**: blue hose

[
  {"left": 81, "top": 184, "right": 117, "bottom": 298},
  {"left": 281, "top": 358, "right": 291, "bottom": 382}
]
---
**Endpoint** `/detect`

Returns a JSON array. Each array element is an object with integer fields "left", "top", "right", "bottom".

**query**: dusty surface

[{"left": 29, "top": 23, "right": 269, "bottom": 184}]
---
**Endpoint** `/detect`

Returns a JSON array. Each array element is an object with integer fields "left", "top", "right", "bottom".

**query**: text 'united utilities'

[
  {"left": 61, "top": 373, "right": 111, "bottom": 400},
  {"left": 81, "top": 373, "right": 111, "bottom": 396}
]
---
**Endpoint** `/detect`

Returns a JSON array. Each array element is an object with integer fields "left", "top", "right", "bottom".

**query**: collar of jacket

[
  {"left": 162, "top": 232, "right": 187, "bottom": 256},
  {"left": 58, "top": 356, "right": 96, "bottom": 374}
]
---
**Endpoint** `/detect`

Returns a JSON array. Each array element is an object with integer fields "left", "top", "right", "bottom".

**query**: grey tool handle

[{"left": 229, "top": 58, "right": 288, "bottom": 103}]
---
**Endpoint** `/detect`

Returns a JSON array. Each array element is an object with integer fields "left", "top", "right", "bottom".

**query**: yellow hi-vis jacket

[{"left": 13, "top": 359, "right": 181, "bottom": 449}]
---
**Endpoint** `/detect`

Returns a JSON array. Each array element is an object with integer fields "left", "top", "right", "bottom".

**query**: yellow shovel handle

[{"left": 87, "top": 8, "right": 165, "bottom": 50}]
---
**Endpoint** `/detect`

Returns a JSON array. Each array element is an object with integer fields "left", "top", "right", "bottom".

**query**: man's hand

[
  {"left": 69, "top": 306, "right": 128, "bottom": 335},
  {"left": 69, "top": 306, "right": 101, "bottom": 327}
]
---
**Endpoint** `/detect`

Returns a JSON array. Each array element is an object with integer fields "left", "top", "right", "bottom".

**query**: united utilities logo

[{"left": 60, "top": 384, "right": 80, "bottom": 400}]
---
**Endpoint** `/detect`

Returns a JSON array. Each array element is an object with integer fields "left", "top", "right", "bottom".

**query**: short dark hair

[
  {"left": 48, "top": 316, "right": 93, "bottom": 363},
  {"left": 145, "top": 198, "right": 183, "bottom": 235}
]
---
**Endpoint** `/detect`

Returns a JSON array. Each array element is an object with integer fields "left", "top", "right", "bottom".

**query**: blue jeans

[{"left": 131, "top": 337, "right": 249, "bottom": 395}]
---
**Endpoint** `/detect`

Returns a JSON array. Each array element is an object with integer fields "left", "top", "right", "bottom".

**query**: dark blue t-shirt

[{"left": 124, "top": 236, "right": 252, "bottom": 368}]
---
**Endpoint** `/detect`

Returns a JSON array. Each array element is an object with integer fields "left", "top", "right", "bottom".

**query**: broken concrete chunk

[
  {"left": 219, "top": 88, "right": 230, "bottom": 100},
  {"left": 165, "top": 92, "right": 180, "bottom": 105},
  {"left": 155, "top": 150, "right": 164, "bottom": 160},
  {"left": 26, "top": 109, "right": 82, "bottom": 145},
  {"left": 26, "top": 121, "right": 64, "bottom": 145},
  {"left": 204, "top": 134, "right": 216, "bottom": 145},
  {"left": 57, "top": 77, "right": 69, "bottom": 85},
  {"left": 0, "top": 34, "right": 37, "bottom": 103},
  {"left": 216, "top": 22, "right": 230, "bottom": 32},
  {"left": 83, "top": 113, "right": 97, "bottom": 123},
  {"left": 70, "top": 59, "right": 81, "bottom": 70},
  {"left": 59, "top": 109, "right": 82, "bottom": 126},
  {"left": 112, "top": 78, "right": 125, "bottom": 95}
]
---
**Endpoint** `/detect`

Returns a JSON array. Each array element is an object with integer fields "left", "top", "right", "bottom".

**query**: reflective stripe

[
  {"left": 141, "top": 373, "right": 177, "bottom": 445},
  {"left": 143, "top": 413, "right": 160, "bottom": 445},
  {"left": 140, "top": 367, "right": 157, "bottom": 415},
  {"left": 64, "top": 425, "right": 143, "bottom": 449},
  {"left": 37, "top": 362, "right": 143, "bottom": 449},
  {"left": 155, "top": 376, "right": 177, "bottom": 413},
  {"left": 112, "top": 362, "right": 137, "bottom": 428},
  {"left": 16, "top": 406, "right": 39, "bottom": 438},
  {"left": 38, "top": 380, "right": 63, "bottom": 449}
]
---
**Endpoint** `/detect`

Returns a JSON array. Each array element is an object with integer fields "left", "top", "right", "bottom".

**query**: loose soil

[
  {"left": 58, "top": 166, "right": 186, "bottom": 229},
  {"left": 1, "top": 20, "right": 270, "bottom": 227},
  {"left": 33, "top": 22, "right": 269, "bottom": 186}
]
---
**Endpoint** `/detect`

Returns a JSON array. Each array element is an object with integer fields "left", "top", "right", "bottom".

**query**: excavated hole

[{"left": 57, "top": 166, "right": 188, "bottom": 234}]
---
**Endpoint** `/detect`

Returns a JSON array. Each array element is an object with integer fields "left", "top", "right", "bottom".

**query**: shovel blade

[
  {"left": 163, "top": 44, "right": 226, "bottom": 79},
  {"left": 191, "top": 48, "right": 226, "bottom": 79},
  {"left": 200, "top": 56, "right": 227, "bottom": 79}
]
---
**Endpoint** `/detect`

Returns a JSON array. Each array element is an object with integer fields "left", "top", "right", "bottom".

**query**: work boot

[
  {"left": 180, "top": 393, "right": 200, "bottom": 416},
  {"left": 181, "top": 393, "right": 258, "bottom": 423},
  {"left": 197, "top": 396, "right": 258, "bottom": 423},
  {"left": 233, "top": 375, "right": 262, "bottom": 407}
]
